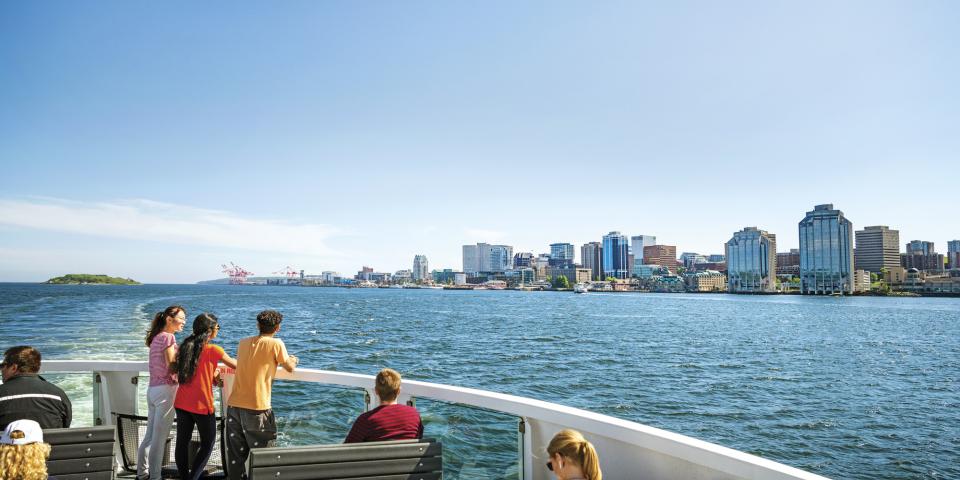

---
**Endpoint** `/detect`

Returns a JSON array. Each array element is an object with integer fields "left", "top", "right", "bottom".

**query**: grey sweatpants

[{"left": 226, "top": 406, "right": 277, "bottom": 480}]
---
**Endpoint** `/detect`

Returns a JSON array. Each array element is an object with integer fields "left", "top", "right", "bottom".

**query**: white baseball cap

[{"left": 1, "top": 419, "right": 43, "bottom": 445}]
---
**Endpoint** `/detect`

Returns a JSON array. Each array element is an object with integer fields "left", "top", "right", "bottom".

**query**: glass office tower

[
  {"left": 602, "top": 231, "right": 630, "bottom": 279},
  {"left": 798, "top": 204, "right": 854, "bottom": 294},
  {"left": 726, "top": 227, "right": 777, "bottom": 292}
]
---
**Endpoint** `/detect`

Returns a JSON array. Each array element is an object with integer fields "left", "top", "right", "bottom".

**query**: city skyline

[{"left": 1, "top": 2, "right": 958, "bottom": 283}]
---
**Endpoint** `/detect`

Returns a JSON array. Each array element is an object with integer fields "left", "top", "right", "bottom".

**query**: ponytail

[
  {"left": 577, "top": 439, "right": 602, "bottom": 480},
  {"left": 146, "top": 305, "right": 184, "bottom": 346},
  {"left": 174, "top": 313, "right": 218, "bottom": 384},
  {"left": 547, "top": 429, "right": 602, "bottom": 480}
]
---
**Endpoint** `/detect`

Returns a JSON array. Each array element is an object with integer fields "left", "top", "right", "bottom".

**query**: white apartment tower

[{"left": 412, "top": 255, "right": 429, "bottom": 282}]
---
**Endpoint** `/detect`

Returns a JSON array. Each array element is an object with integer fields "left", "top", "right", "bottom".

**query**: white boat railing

[{"left": 40, "top": 360, "right": 829, "bottom": 480}]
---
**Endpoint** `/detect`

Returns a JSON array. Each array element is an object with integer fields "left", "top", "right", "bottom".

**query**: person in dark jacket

[{"left": 0, "top": 346, "right": 72, "bottom": 430}]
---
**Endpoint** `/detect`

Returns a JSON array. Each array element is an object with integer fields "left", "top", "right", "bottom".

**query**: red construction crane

[
  {"left": 272, "top": 266, "right": 299, "bottom": 280},
  {"left": 221, "top": 262, "right": 254, "bottom": 285}
]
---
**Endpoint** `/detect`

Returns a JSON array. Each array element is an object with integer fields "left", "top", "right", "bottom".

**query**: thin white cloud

[
  {"left": 464, "top": 228, "right": 507, "bottom": 242},
  {"left": 0, "top": 198, "right": 342, "bottom": 257}
]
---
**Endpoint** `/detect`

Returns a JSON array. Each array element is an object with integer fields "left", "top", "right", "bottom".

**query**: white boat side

[{"left": 40, "top": 360, "right": 829, "bottom": 480}]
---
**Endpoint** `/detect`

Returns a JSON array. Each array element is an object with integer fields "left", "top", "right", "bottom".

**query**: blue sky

[{"left": 1, "top": 1, "right": 957, "bottom": 283}]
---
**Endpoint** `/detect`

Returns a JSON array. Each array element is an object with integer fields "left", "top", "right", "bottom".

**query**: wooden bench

[
  {"left": 247, "top": 438, "right": 443, "bottom": 480},
  {"left": 45, "top": 426, "right": 117, "bottom": 480}
]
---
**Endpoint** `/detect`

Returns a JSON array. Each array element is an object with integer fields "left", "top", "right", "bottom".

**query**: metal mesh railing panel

[{"left": 115, "top": 413, "right": 225, "bottom": 477}]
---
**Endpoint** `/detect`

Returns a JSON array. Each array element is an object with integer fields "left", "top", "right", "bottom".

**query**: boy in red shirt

[{"left": 345, "top": 368, "right": 423, "bottom": 443}]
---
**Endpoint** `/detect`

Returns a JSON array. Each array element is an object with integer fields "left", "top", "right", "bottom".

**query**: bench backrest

[
  {"left": 248, "top": 438, "right": 442, "bottom": 480},
  {"left": 45, "top": 426, "right": 117, "bottom": 480}
]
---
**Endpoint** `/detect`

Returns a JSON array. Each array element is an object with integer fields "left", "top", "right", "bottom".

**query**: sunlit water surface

[{"left": 1, "top": 284, "right": 957, "bottom": 479}]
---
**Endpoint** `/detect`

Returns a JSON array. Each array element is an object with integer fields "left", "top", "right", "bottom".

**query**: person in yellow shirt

[{"left": 225, "top": 310, "right": 298, "bottom": 480}]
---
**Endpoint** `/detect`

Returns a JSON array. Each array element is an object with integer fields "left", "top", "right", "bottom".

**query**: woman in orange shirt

[{"left": 173, "top": 313, "right": 236, "bottom": 480}]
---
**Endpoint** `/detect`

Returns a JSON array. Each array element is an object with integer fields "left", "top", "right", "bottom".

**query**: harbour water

[{"left": 1, "top": 283, "right": 957, "bottom": 479}]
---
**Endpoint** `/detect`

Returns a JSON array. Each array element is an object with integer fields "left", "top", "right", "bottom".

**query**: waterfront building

[
  {"left": 462, "top": 243, "right": 514, "bottom": 273},
  {"left": 630, "top": 235, "right": 656, "bottom": 263},
  {"left": 725, "top": 227, "right": 777, "bottom": 293},
  {"left": 394, "top": 269, "right": 413, "bottom": 283},
  {"left": 533, "top": 254, "right": 551, "bottom": 280},
  {"left": 798, "top": 204, "right": 854, "bottom": 295},
  {"left": 488, "top": 244, "right": 513, "bottom": 272},
  {"left": 949, "top": 240, "right": 960, "bottom": 270},
  {"left": 549, "top": 243, "right": 576, "bottom": 268},
  {"left": 853, "top": 226, "right": 900, "bottom": 273},
  {"left": 454, "top": 273, "right": 467, "bottom": 286},
  {"left": 651, "top": 275, "right": 685, "bottom": 293},
  {"left": 504, "top": 268, "right": 536, "bottom": 286},
  {"left": 776, "top": 249, "right": 800, "bottom": 275},
  {"left": 412, "top": 255, "right": 429, "bottom": 282},
  {"left": 695, "top": 261, "right": 727, "bottom": 273},
  {"left": 684, "top": 270, "right": 727, "bottom": 292},
  {"left": 580, "top": 242, "right": 603, "bottom": 281},
  {"left": 356, "top": 266, "right": 375, "bottom": 281},
  {"left": 884, "top": 266, "right": 907, "bottom": 285},
  {"left": 369, "top": 272, "right": 392, "bottom": 284},
  {"left": 643, "top": 244, "right": 678, "bottom": 272},
  {"left": 901, "top": 252, "right": 945, "bottom": 273},
  {"left": 321, "top": 271, "right": 340, "bottom": 284},
  {"left": 462, "top": 245, "right": 479, "bottom": 274},
  {"left": 854, "top": 269, "right": 871, "bottom": 293},
  {"left": 634, "top": 264, "right": 666, "bottom": 278},
  {"left": 513, "top": 252, "right": 534, "bottom": 268},
  {"left": 548, "top": 266, "right": 592, "bottom": 286},
  {"left": 602, "top": 232, "right": 630, "bottom": 279},
  {"left": 900, "top": 268, "right": 960, "bottom": 294},
  {"left": 679, "top": 252, "right": 709, "bottom": 269},
  {"left": 906, "top": 240, "right": 936, "bottom": 256},
  {"left": 432, "top": 268, "right": 463, "bottom": 284}
]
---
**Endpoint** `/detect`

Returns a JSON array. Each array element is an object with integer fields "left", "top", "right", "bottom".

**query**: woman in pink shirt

[{"left": 136, "top": 305, "right": 186, "bottom": 480}]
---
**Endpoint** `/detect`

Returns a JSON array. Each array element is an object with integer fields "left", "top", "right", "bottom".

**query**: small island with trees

[{"left": 44, "top": 274, "right": 141, "bottom": 285}]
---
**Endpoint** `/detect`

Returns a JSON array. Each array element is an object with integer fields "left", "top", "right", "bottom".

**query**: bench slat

[
  {"left": 49, "top": 441, "right": 115, "bottom": 460},
  {"left": 47, "top": 456, "right": 115, "bottom": 475},
  {"left": 249, "top": 456, "right": 442, "bottom": 480},
  {"left": 313, "top": 474, "right": 442, "bottom": 480},
  {"left": 44, "top": 426, "right": 115, "bottom": 444},
  {"left": 250, "top": 442, "right": 440, "bottom": 467},
  {"left": 47, "top": 471, "right": 115, "bottom": 480}
]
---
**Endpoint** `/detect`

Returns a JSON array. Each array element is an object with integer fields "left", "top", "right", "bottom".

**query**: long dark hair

[
  {"left": 145, "top": 305, "right": 185, "bottom": 347},
  {"left": 175, "top": 313, "right": 218, "bottom": 384}
]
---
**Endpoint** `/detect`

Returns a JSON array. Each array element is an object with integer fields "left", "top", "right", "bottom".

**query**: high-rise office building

[
  {"left": 602, "top": 232, "right": 630, "bottom": 279},
  {"left": 580, "top": 242, "right": 603, "bottom": 281},
  {"left": 949, "top": 240, "right": 960, "bottom": 270},
  {"left": 725, "top": 227, "right": 777, "bottom": 293},
  {"left": 462, "top": 245, "right": 479, "bottom": 274},
  {"left": 513, "top": 252, "right": 534, "bottom": 268},
  {"left": 412, "top": 255, "right": 429, "bottom": 282},
  {"left": 549, "top": 243, "right": 575, "bottom": 267},
  {"left": 679, "top": 252, "right": 709, "bottom": 269},
  {"left": 901, "top": 252, "right": 945, "bottom": 272},
  {"left": 902, "top": 240, "right": 944, "bottom": 273},
  {"left": 854, "top": 226, "right": 901, "bottom": 273},
  {"left": 643, "top": 245, "right": 678, "bottom": 271},
  {"left": 906, "top": 240, "right": 936, "bottom": 256},
  {"left": 462, "top": 243, "right": 514, "bottom": 273},
  {"left": 798, "top": 204, "right": 854, "bottom": 294},
  {"left": 776, "top": 249, "right": 800, "bottom": 275},
  {"left": 631, "top": 235, "right": 656, "bottom": 263}
]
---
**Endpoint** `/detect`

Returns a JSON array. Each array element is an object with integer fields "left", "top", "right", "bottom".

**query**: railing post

[{"left": 518, "top": 418, "right": 526, "bottom": 480}]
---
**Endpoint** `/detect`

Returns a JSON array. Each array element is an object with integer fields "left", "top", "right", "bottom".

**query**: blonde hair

[
  {"left": 0, "top": 441, "right": 52, "bottom": 480},
  {"left": 547, "top": 429, "right": 602, "bottom": 480},
  {"left": 375, "top": 368, "right": 402, "bottom": 402}
]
